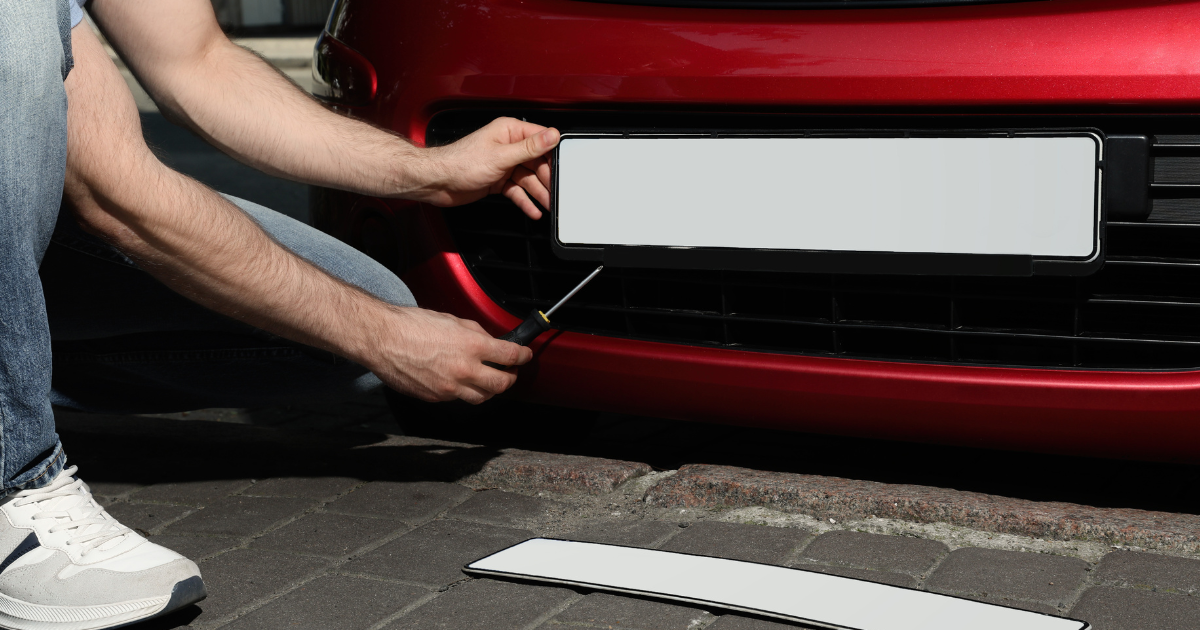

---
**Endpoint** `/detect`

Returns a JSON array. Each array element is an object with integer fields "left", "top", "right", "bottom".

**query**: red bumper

[
  {"left": 327, "top": 0, "right": 1200, "bottom": 462},
  {"left": 335, "top": 0, "right": 1200, "bottom": 137},
  {"left": 366, "top": 202, "right": 1200, "bottom": 464}
]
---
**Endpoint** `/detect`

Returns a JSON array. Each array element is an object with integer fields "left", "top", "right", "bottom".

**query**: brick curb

[
  {"left": 459, "top": 448, "right": 651, "bottom": 495},
  {"left": 364, "top": 436, "right": 653, "bottom": 495},
  {"left": 644, "top": 464, "right": 1200, "bottom": 554}
]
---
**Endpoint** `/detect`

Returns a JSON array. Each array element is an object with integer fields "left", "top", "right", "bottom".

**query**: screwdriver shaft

[{"left": 545, "top": 265, "right": 604, "bottom": 317}]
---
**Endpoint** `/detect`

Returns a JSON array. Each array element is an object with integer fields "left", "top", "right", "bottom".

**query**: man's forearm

[
  {"left": 88, "top": 0, "right": 557, "bottom": 218},
  {"left": 89, "top": 0, "right": 422, "bottom": 199},
  {"left": 78, "top": 170, "right": 393, "bottom": 365},
  {"left": 155, "top": 44, "right": 426, "bottom": 198}
]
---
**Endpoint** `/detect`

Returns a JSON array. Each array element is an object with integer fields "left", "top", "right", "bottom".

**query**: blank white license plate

[
  {"left": 467, "top": 539, "right": 1089, "bottom": 630},
  {"left": 552, "top": 133, "right": 1101, "bottom": 274}
]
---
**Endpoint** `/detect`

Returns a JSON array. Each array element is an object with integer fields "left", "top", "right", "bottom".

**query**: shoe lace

[{"left": 12, "top": 466, "right": 132, "bottom": 555}]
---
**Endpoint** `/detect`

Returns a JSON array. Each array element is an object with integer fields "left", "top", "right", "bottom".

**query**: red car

[{"left": 311, "top": 0, "right": 1200, "bottom": 463}]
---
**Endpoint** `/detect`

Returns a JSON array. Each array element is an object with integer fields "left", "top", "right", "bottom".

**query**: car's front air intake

[{"left": 431, "top": 111, "right": 1200, "bottom": 370}]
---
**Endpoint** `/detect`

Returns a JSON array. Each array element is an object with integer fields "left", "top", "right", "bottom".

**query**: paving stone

[
  {"left": 105, "top": 502, "right": 194, "bottom": 535},
  {"left": 85, "top": 479, "right": 145, "bottom": 498},
  {"left": 924, "top": 548, "right": 1088, "bottom": 606},
  {"left": 548, "top": 592, "right": 715, "bottom": 630},
  {"left": 386, "top": 578, "right": 573, "bottom": 630},
  {"left": 962, "top": 596, "right": 1060, "bottom": 616},
  {"left": 644, "top": 464, "right": 1200, "bottom": 553},
  {"left": 327, "top": 481, "right": 471, "bottom": 523},
  {"left": 344, "top": 519, "right": 531, "bottom": 587},
  {"left": 1070, "top": 586, "right": 1200, "bottom": 630},
  {"left": 194, "top": 549, "right": 331, "bottom": 620},
  {"left": 224, "top": 575, "right": 427, "bottom": 630},
  {"left": 446, "top": 490, "right": 564, "bottom": 528},
  {"left": 242, "top": 476, "right": 361, "bottom": 500},
  {"left": 165, "top": 496, "right": 316, "bottom": 537},
  {"left": 568, "top": 519, "right": 680, "bottom": 548},
  {"left": 148, "top": 534, "right": 240, "bottom": 560},
  {"left": 131, "top": 479, "right": 254, "bottom": 506},
  {"left": 661, "top": 522, "right": 810, "bottom": 565},
  {"left": 799, "top": 531, "right": 947, "bottom": 575},
  {"left": 252, "top": 511, "right": 407, "bottom": 558},
  {"left": 275, "top": 413, "right": 367, "bottom": 432},
  {"left": 706, "top": 615, "right": 806, "bottom": 630},
  {"left": 794, "top": 564, "right": 918, "bottom": 588},
  {"left": 460, "top": 449, "right": 652, "bottom": 495},
  {"left": 1094, "top": 550, "right": 1200, "bottom": 594}
]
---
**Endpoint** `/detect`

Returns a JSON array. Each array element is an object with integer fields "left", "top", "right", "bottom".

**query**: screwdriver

[{"left": 499, "top": 265, "right": 604, "bottom": 346}]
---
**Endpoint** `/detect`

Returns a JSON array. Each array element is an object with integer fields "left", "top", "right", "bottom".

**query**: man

[{"left": 0, "top": 0, "right": 560, "bottom": 627}]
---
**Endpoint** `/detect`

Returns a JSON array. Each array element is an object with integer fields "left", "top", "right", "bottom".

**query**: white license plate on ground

[
  {"left": 466, "top": 539, "right": 1089, "bottom": 630},
  {"left": 551, "top": 133, "right": 1102, "bottom": 276}
]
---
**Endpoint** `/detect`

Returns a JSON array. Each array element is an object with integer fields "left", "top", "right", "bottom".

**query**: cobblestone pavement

[{"left": 52, "top": 393, "right": 1200, "bottom": 630}]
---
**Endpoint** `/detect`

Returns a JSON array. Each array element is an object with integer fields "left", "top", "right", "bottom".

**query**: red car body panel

[
  {"left": 332, "top": 0, "right": 1200, "bottom": 136},
  {"left": 322, "top": 0, "right": 1200, "bottom": 463}
]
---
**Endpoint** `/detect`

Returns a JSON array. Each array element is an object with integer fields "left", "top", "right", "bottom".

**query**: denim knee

[{"left": 225, "top": 195, "right": 417, "bottom": 308}]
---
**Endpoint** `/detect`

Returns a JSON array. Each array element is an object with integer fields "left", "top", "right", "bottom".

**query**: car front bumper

[{"left": 319, "top": 0, "right": 1200, "bottom": 462}]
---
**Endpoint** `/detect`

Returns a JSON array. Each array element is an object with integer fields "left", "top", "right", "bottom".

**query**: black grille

[{"left": 431, "top": 111, "right": 1200, "bottom": 370}]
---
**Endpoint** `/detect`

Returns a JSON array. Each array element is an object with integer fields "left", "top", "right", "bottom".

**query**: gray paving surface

[{"left": 51, "top": 395, "right": 1200, "bottom": 630}]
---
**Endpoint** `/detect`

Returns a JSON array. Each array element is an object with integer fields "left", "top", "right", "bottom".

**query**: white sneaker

[{"left": 0, "top": 466, "right": 205, "bottom": 630}]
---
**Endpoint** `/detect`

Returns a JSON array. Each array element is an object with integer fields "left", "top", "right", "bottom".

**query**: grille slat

[
  {"left": 501, "top": 295, "right": 1200, "bottom": 346},
  {"left": 434, "top": 112, "right": 1200, "bottom": 370},
  {"left": 1155, "top": 157, "right": 1200, "bottom": 183}
]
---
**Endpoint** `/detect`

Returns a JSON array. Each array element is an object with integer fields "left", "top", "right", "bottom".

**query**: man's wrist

[
  {"left": 337, "top": 299, "right": 400, "bottom": 372},
  {"left": 380, "top": 140, "right": 444, "bottom": 200}
]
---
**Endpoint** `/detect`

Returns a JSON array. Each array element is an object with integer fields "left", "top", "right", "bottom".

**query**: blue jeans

[{"left": 0, "top": 0, "right": 74, "bottom": 499}]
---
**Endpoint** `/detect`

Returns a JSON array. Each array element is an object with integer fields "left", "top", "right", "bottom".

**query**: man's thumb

[{"left": 510, "top": 128, "right": 560, "bottom": 164}]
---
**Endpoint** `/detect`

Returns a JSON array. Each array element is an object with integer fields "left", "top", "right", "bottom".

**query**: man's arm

[
  {"left": 85, "top": 0, "right": 556, "bottom": 219},
  {"left": 63, "top": 24, "right": 531, "bottom": 404}
]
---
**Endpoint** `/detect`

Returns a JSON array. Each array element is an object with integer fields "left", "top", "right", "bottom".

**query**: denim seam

[
  {"left": 1, "top": 445, "right": 65, "bottom": 501},
  {"left": 23, "top": 446, "right": 64, "bottom": 490}
]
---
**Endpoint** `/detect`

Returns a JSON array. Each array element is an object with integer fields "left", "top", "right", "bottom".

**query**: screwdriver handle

[
  {"left": 499, "top": 310, "right": 552, "bottom": 346},
  {"left": 485, "top": 311, "right": 553, "bottom": 370},
  {"left": 485, "top": 266, "right": 601, "bottom": 370}
]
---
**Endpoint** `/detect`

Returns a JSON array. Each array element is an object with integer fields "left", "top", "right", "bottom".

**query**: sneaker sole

[{"left": 0, "top": 576, "right": 206, "bottom": 630}]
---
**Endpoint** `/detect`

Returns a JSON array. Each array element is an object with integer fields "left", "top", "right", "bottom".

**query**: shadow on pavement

[
  {"left": 55, "top": 411, "right": 505, "bottom": 489},
  {"left": 133, "top": 605, "right": 203, "bottom": 630},
  {"left": 57, "top": 391, "right": 1200, "bottom": 519}
]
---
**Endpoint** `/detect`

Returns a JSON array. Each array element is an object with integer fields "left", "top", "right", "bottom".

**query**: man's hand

[
  {"left": 408, "top": 118, "right": 560, "bottom": 220},
  {"left": 370, "top": 308, "right": 534, "bottom": 404}
]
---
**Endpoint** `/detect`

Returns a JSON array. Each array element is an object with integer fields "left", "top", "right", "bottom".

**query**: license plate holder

[{"left": 550, "top": 131, "right": 1104, "bottom": 276}]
